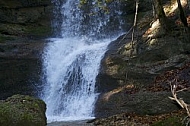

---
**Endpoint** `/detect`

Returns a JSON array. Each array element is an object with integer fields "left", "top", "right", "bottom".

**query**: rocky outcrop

[
  {"left": 0, "top": 0, "right": 52, "bottom": 99},
  {"left": 0, "top": 94, "right": 46, "bottom": 126},
  {"left": 95, "top": 32, "right": 190, "bottom": 117},
  {"left": 95, "top": 2, "right": 190, "bottom": 125},
  {"left": 0, "top": 0, "right": 52, "bottom": 38}
]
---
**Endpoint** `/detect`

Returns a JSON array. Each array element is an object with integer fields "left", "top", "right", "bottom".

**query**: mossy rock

[{"left": 0, "top": 94, "right": 46, "bottom": 126}]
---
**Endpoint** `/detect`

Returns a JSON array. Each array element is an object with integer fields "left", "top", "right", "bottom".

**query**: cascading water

[{"left": 42, "top": 0, "right": 126, "bottom": 122}]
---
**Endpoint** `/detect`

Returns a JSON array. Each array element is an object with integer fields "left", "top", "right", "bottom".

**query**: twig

[
  {"left": 131, "top": 0, "right": 139, "bottom": 50},
  {"left": 169, "top": 83, "right": 184, "bottom": 108},
  {"left": 118, "top": 26, "right": 134, "bottom": 44},
  {"left": 176, "top": 87, "right": 190, "bottom": 93},
  {"left": 118, "top": 0, "right": 139, "bottom": 46}
]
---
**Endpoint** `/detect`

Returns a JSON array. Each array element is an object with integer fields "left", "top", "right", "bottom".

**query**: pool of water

[{"left": 47, "top": 120, "right": 94, "bottom": 126}]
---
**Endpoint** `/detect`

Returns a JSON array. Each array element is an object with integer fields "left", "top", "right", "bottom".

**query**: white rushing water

[
  {"left": 43, "top": 37, "right": 111, "bottom": 122},
  {"left": 42, "top": 0, "right": 125, "bottom": 122}
]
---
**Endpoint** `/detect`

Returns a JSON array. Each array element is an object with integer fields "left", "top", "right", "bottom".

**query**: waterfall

[{"left": 41, "top": 0, "right": 126, "bottom": 122}]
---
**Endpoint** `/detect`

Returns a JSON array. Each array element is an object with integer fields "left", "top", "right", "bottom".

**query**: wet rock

[{"left": 0, "top": 39, "right": 45, "bottom": 99}]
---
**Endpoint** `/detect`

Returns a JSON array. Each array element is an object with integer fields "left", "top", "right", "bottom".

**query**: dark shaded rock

[
  {"left": 0, "top": 40, "right": 45, "bottom": 99},
  {"left": 0, "top": 0, "right": 51, "bottom": 8},
  {"left": 0, "top": 0, "right": 51, "bottom": 101},
  {"left": 0, "top": 94, "right": 46, "bottom": 126},
  {"left": 93, "top": 109, "right": 186, "bottom": 126},
  {"left": 95, "top": 90, "right": 190, "bottom": 118},
  {"left": 0, "top": 58, "right": 42, "bottom": 99},
  {"left": 0, "top": 7, "right": 46, "bottom": 23},
  {"left": 0, "top": 0, "right": 52, "bottom": 38}
]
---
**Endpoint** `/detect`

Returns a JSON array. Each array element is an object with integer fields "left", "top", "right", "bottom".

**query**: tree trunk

[
  {"left": 154, "top": 0, "right": 169, "bottom": 30},
  {"left": 177, "top": 0, "right": 188, "bottom": 27}
]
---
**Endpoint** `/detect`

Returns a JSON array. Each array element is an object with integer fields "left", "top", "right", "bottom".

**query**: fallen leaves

[{"left": 148, "top": 62, "right": 190, "bottom": 92}]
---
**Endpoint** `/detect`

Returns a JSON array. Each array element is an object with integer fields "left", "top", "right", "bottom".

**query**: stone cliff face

[
  {"left": 0, "top": 0, "right": 52, "bottom": 99},
  {"left": 0, "top": 2, "right": 51, "bottom": 125},
  {"left": 0, "top": 0, "right": 52, "bottom": 38}
]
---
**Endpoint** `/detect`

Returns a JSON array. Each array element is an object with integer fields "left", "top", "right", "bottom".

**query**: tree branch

[
  {"left": 118, "top": 0, "right": 139, "bottom": 55},
  {"left": 169, "top": 81, "right": 190, "bottom": 125},
  {"left": 131, "top": 0, "right": 139, "bottom": 50}
]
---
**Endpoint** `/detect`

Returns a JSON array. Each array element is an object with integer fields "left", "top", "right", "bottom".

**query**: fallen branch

[
  {"left": 169, "top": 84, "right": 185, "bottom": 108},
  {"left": 169, "top": 81, "right": 190, "bottom": 125}
]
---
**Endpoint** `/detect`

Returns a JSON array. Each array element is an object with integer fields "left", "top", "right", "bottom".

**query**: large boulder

[{"left": 0, "top": 94, "right": 46, "bottom": 126}]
